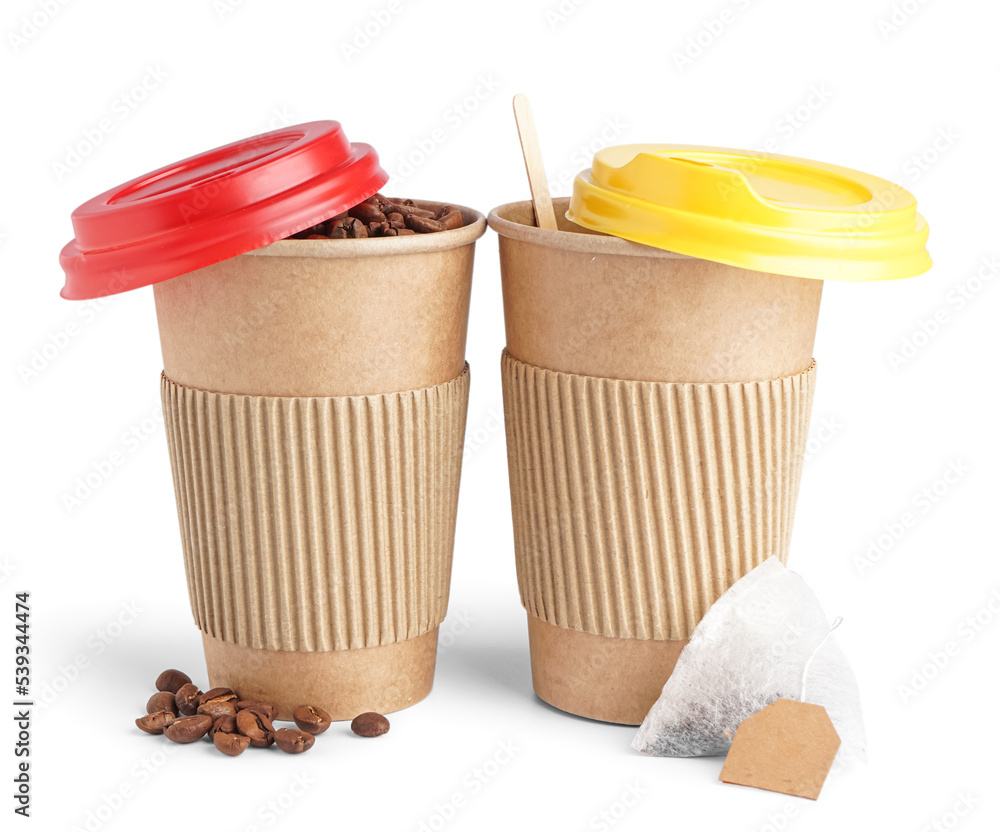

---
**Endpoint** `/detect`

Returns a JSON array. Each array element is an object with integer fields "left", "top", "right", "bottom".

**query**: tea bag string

[{"left": 799, "top": 617, "right": 843, "bottom": 702}]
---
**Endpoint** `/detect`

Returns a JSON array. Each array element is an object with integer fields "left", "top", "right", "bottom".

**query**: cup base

[
  {"left": 202, "top": 628, "right": 439, "bottom": 721},
  {"left": 527, "top": 615, "right": 687, "bottom": 725}
]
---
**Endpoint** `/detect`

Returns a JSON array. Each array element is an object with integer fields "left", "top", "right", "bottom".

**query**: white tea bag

[{"left": 632, "top": 558, "right": 866, "bottom": 764}]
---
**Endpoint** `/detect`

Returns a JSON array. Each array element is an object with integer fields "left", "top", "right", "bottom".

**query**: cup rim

[
  {"left": 488, "top": 198, "right": 689, "bottom": 260},
  {"left": 249, "top": 201, "right": 487, "bottom": 259}
]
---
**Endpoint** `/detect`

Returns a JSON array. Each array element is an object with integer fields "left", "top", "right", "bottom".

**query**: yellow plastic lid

[{"left": 567, "top": 144, "right": 931, "bottom": 281}]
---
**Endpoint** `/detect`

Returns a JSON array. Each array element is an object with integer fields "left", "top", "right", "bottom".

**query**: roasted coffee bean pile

[
  {"left": 135, "top": 669, "right": 389, "bottom": 757},
  {"left": 287, "top": 194, "right": 464, "bottom": 239}
]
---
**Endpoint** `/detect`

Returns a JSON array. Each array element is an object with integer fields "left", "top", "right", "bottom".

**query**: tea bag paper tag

[{"left": 719, "top": 699, "right": 841, "bottom": 800}]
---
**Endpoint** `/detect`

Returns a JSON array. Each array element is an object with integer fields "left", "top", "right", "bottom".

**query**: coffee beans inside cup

[
  {"left": 136, "top": 670, "right": 392, "bottom": 757},
  {"left": 285, "top": 194, "right": 464, "bottom": 240}
]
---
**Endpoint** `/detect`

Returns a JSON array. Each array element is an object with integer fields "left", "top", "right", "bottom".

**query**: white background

[{"left": 3, "top": 0, "right": 998, "bottom": 829}]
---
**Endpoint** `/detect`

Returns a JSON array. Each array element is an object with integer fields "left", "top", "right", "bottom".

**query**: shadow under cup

[
  {"left": 489, "top": 198, "right": 823, "bottom": 725},
  {"left": 154, "top": 205, "right": 485, "bottom": 720}
]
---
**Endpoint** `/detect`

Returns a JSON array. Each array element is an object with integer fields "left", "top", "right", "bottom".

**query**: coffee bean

[
  {"left": 283, "top": 196, "right": 461, "bottom": 241},
  {"left": 437, "top": 210, "right": 464, "bottom": 230},
  {"left": 342, "top": 217, "right": 369, "bottom": 239},
  {"left": 136, "top": 711, "right": 176, "bottom": 735},
  {"left": 209, "top": 715, "right": 238, "bottom": 738},
  {"left": 213, "top": 731, "right": 251, "bottom": 757},
  {"left": 351, "top": 712, "right": 390, "bottom": 738},
  {"left": 155, "top": 669, "right": 191, "bottom": 694},
  {"left": 236, "top": 700, "right": 277, "bottom": 721},
  {"left": 164, "top": 714, "right": 213, "bottom": 744},
  {"left": 372, "top": 195, "right": 395, "bottom": 214},
  {"left": 199, "top": 687, "right": 237, "bottom": 707},
  {"left": 274, "top": 728, "right": 315, "bottom": 754},
  {"left": 405, "top": 215, "right": 446, "bottom": 234},
  {"left": 236, "top": 708, "right": 275, "bottom": 748},
  {"left": 349, "top": 202, "right": 387, "bottom": 224},
  {"left": 292, "top": 705, "right": 332, "bottom": 735},
  {"left": 391, "top": 202, "right": 436, "bottom": 219},
  {"left": 146, "top": 691, "right": 178, "bottom": 716},
  {"left": 175, "top": 683, "right": 202, "bottom": 716},
  {"left": 198, "top": 700, "right": 237, "bottom": 720}
]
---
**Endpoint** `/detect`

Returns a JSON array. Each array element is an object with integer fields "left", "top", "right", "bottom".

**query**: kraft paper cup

[
  {"left": 155, "top": 203, "right": 485, "bottom": 720},
  {"left": 488, "top": 198, "right": 821, "bottom": 725}
]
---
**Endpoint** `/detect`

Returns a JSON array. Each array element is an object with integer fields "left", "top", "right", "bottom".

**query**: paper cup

[
  {"left": 489, "top": 199, "right": 821, "bottom": 724},
  {"left": 155, "top": 204, "right": 485, "bottom": 719}
]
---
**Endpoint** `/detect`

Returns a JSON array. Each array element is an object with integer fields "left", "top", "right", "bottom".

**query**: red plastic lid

[{"left": 59, "top": 121, "right": 388, "bottom": 299}]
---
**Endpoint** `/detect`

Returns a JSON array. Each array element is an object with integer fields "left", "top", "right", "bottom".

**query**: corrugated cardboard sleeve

[
  {"left": 161, "top": 366, "right": 470, "bottom": 654},
  {"left": 501, "top": 352, "right": 817, "bottom": 642}
]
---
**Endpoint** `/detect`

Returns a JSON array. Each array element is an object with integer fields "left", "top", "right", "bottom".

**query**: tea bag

[{"left": 632, "top": 558, "right": 866, "bottom": 764}]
